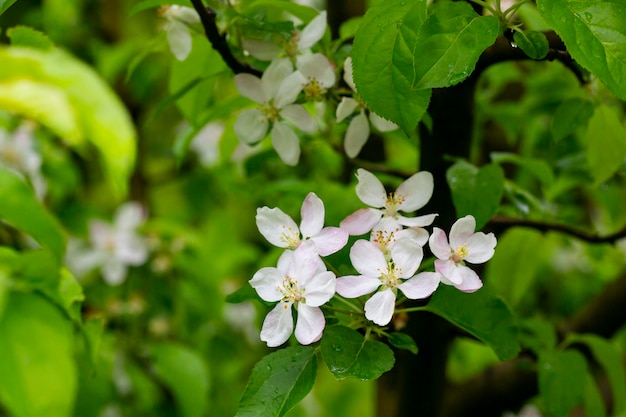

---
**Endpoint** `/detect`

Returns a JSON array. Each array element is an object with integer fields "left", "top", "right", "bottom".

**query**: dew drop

[
  {"left": 331, "top": 344, "right": 343, "bottom": 352},
  {"left": 583, "top": 12, "right": 593, "bottom": 22},
  {"left": 266, "top": 364, "right": 272, "bottom": 372}
]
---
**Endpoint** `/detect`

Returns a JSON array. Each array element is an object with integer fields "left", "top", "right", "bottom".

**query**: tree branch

[
  {"left": 188, "top": 0, "right": 261, "bottom": 76},
  {"left": 488, "top": 215, "right": 626, "bottom": 244}
]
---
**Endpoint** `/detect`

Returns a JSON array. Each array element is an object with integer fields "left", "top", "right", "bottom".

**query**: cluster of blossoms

[{"left": 249, "top": 169, "right": 497, "bottom": 346}]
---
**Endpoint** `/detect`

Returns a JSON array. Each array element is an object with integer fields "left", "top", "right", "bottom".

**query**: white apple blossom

[
  {"left": 249, "top": 243, "right": 336, "bottom": 346},
  {"left": 0, "top": 124, "right": 46, "bottom": 199},
  {"left": 66, "top": 202, "right": 149, "bottom": 285},
  {"left": 337, "top": 58, "right": 398, "bottom": 158},
  {"left": 243, "top": 11, "right": 327, "bottom": 61},
  {"left": 336, "top": 239, "right": 439, "bottom": 326},
  {"left": 159, "top": 5, "right": 200, "bottom": 61},
  {"left": 340, "top": 168, "right": 437, "bottom": 236},
  {"left": 189, "top": 121, "right": 224, "bottom": 167},
  {"left": 292, "top": 53, "right": 336, "bottom": 101},
  {"left": 234, "top": 58, "right": 316, "bottom": 165},
  {"left": 256, "top": 192, "right": 348, "bottom": 256},
  {"left": 429, "top": 215, "right": 497, "bottom": 293}
]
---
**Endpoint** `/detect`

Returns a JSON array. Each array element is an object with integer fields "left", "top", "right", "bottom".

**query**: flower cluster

[{"left": 249, "top": 169, "right": 497, "bottom": 346}]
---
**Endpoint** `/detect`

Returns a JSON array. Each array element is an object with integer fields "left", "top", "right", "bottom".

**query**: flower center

[
  {"left": 451, "top": 244, "right": 469, "bottom": 263},
  {"left": 371, "top": 229, "right": 397, "bottom": 253},
  {"left": 383, "top": 192, "right": 406, "bottom": 218},
  {"left": 379, "top": 262, "right": 401, "bottom": 289},
  {"left": 279, "top": 275, "right": 305, "bottom": 303},
  {"left": 283, "top": 32, "right": 300, "bottom": 58},
  {"left": 279, "top": 225, "right": 301, "bottom": 250},
  {"left": 261, "top": 103, "right": 280, "bottom": 122},
  {"left": 303, "top": 77, "right": 325, "bottom": 101}
]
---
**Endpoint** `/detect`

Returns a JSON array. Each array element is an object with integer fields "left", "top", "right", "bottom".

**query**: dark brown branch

[
  {"left": 188, "top": 0, "right": 261, "bottom": 76},
  {"left": 488, "top": 215, "right": 626, "bottom": 244}
]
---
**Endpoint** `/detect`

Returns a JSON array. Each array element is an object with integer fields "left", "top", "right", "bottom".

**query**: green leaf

[
  {"left": 0, "top": 46, "right": 137, "bottom": 197},
  {"left": 486, "top": 228, "right": 545, "bottom": 308},
  {"left": 517, "top": 319, "right": 557, "bottom": 355},
  {"left": 7, "top": 26, "right": 54, "bottom": 50},
  {"left": 446, "top": 161, "right": 504, "bottom": 229},
  {"left": 412, "top": 1, "right": 500, "bottom": 89},
  {"left": 538, "top": 349, "right": 587, "bottom": 417},
  {"left": 151, "top": 343, "right": 211, "bottom": 417},
  {"left": 225, "top": 283, "right": 259, "bottom": 304},
  {"left": 537, "top": 0, "right": 626, "bottom": 100},
  {"left": 82, "top": 317, "right": 104, "bottom": 367},
  {"left": 321, "top": 325, "right": 395, "bottom": 380},
  {"left": 0, "top": 292, "right": 76, "bottom": 417},
  {"left": 129, "top": 0, "right": 189, "bottom": 16},
  {"left": 338, "top": 17, "right": 362, "bottom": 42},
  {"left": 236, "top": 346, "right": 317, "bottom": 417},
  {"left": 513, "top": 30, "right": 548, "bottom": 59},
  {"left": 427, "top": 286, "right": 520, "bottom": 360},
  {"left": 585, "top": 104, "right": 626, "bottom": 186},
  {"left": 567, "top": 334, "right": 626, "bottom": 414},
  {"left": 247, "top": 0, "right": 319, "bottom": 22},
  {"left": 0, "top": 168, "right": 65, "bottom": 262},
  {"left": 387, "top": 332, "right": 418, "bottom": 355},
  {"left": 551, "top": 97, "right": 594, "bottom": 142},
  {"left": 53, "top": 269, "right": 84, "bottom": 323},
  {"left": 491, "top": 152, "right": 554, "bottom": 189},
  {"left": 352, "top": 0, "right": 431, "bottom": 134},
  {"left": 0, "top": 0, "right": 17, "bottom": 15},
  {"left": 585, "top": 372, "right": 607, "bottom": 417}
]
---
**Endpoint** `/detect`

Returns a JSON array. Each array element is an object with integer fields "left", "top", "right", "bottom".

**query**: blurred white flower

[
  {"left": 0, "top": 123, "right": 46, "bottom": 199},
  {"left": 159, "top": 5, "right": 200, "bottom": 61},
  {"left": 190, "top": 121, "right": 225, "bottom": 167}
]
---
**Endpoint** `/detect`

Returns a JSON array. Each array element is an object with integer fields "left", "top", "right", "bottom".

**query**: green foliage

[
  {"left": 538, "top": 349, "right": 587, "bottom": 417},
  {"left": 585, "top": 104, "right": 626, "bottom": 186},
  {"left": 513, "top": 30, "right": 548, "bottom": 60},
  {"left": 551, "top": 97, "right": 594, "bottom": 142},
  {"left": 7, "top": 26, "right": 53, "bottom": 50},
  {"left": 0, "top": 0, "right": 16, "bottom": 16},
  {"left": 387, "top": 332, "right": 418, "bottom": 355}
]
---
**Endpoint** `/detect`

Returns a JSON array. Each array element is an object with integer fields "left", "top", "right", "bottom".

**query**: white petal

[
  {"left": 289, "top": 243, "right": 322, "bottom": 284},
  {"left": 280, "top": 104, "right": 317, "bottom": 133},
  {"left": 271, "top": 122, "right": 300, "bottom": 166},
  {"left": 298, "top": 11, "right": 327, "bottom": 50},
  {"left": 398, "top": 272, "right": 441, "bottom": 299},
  {"left": 249, "top": 267, "right": 284, "bottom": 302},
  {"left": 275, "top": 71, "right": 306, "bottom": 108},
  {"left": 296, "top": 53, "right": 335, "bottom": 87},
  {"left": 451, "top": 266, "right": 483, "bottom": 293},
  {"left": 434, "top": 259, "right": 464, "bottom": 285},
  {"left": 465, "top": 232, "right": 497, "bottom": 264},
  {"left": 234, "top": 109, "right": 268, "bottom": 144},
  {"left": 89, "top": 220, "right": 114, "bottom": 248},
  {"left": 335, "top": 275, "right": 380, "bottom": 298},
  {"left": 276, "top": 250, "right": 294, "bottom": 274},
  {"left": 295, "top": 304, "right": 325, "bottom": 345},
  {"left": 343, "top": 57, "right": 356, "bottom": 91},
  {"left": 167, "top": 5, "right": 200, "bottom": 24},
  {"left": 166, "top": 21, "right": 192, "bottom": 61},
  {"left": 349, "top": 239, "right": 387, "bottom": 277},
  {"left": 364, "top": 289, "right": 396, "bottom": 326},
  {"left": 115, "top": 202, "right": 144, "bottom": 230},
  {"left": 102, "top": 260, "right": 127, "bottom": 286},
  {"left": 336, "top": 97, "right": 359, "bottom": 123},
  {"left": 303, "top": 271, "right": 336, "bottom": 307},
  {"left": 344, "top": 111, "right": 370, "bottom": 158},
  {"left": 390, "top": 238, "right": 423, "bottom": 278},
  {"left": 115, "top": 234, "right": 148, "bottom": 265},
  {"left": 450, "top": 215, "right": 477, "bottom": 249},
  {"left": 263, "top": 58, "right": 294, "bottom": 99},
  {"left": 395, "top": 227, "right": 429, "bottom": 247},
  {"left": 300, "top": 192, "right": 325, "bottom": 239},
  {"left": 260, "top": 303, "right": 294, "bottom": 347},
  {"left": 396, "top": 213, "right": 438, "bottom": 228},
  {"left": 339, "top": 208, "right": 382, "bottom": 236},
  {"left": 310, "top": 227, "right": 349, "bottom": 256},
  {"left": 396, "top": 171, "right": 434, "bottom": 212},
  {"left": 235, "top": 74, "right": 266, "bottom": 104},
  {"left": 242, "top": 39, "right": 282, "bottom": 61},
  {"left": 355, "top": 168, "right": 387, "bottom": 208},
  {"left": 429, "top": 228, "right": 452, "bottom": 260},
  {"left": 256, "top": 206, "right": 299, "bottom": 248},
  {"left": 369, "top": 112, "right": 398, "bottom": 132}
]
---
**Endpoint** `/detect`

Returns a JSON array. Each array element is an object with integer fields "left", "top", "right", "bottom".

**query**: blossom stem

[
  {"left": 332, "top": 294, "right": 363, "bottom": 314},
  {"left": 394, "top": 306, "right": 429, "bottom": 314}
]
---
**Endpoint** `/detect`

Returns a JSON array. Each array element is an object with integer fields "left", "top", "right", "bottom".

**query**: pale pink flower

[{"left": 429, "top": 215, "right": 497, "bottom": 293}]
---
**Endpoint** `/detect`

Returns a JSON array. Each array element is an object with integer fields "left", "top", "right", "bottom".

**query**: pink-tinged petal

[
  {"left": 271, "top": 122, "right": 300, "bottom": 166},
  {"left": 242, "top": 39, "right": 281, "bottom": 61},
  {"left": 263, "top": 58, "right": 293, "bottom": 99},
  {"left": 298, "top": 11, "right": 327, "bottom": 50},
  {"left": 234, "top": 109, "right": 268, "bottom": 144},
  {"left": 249, "top": 267, "right": 284, "bottom": 302},
  {"left": 260, "top": 303, "right": 294, "bottom": 347},
  {"left": 335, "top": 275, "right": 380, "bottom": 298},
  {"left": 434, "top": 259, "right": 464, "bottom": 285},
  {"left": 396, "top": 227, "right": 429, "bottom": 247},
  {"left": 296, "top": 53, "right": 335, "bottom": 87},
  {"left": 277, "top": 250, "right": 294, "bottom": 274},
  {"left": 166, "top": 21, "right": 192, "bottom": 61},
  {"left": 300, "top": 192, "right": 325, "bottom": 239},
  {"left": 369, "top": 112, "right": 398, "bottom": 132},
  {"left": 349, "top": 239, "right": 388, "bottom": 277},
  {"left": 303, "top": 271, "right": 336, "bottom": 307},
  {"left": 465, "top": 232, "right": 497, "bottom": 264},
  {"left": 396, "top": 213, "right": 438, "bottom": 228},
  {"left": 343, "top": 57, "right": 356, "bottom": 91},
  {"left": 275, "top": 71, "right": 307, "bottom": 108},
  {"left": 398, "top": 272, "right": 440, "bottom": 299},
  {"left": 234, "top": 74, "right": 266, "bottom": 104},
  {"left": 429, "top": 228, "right": 452, "bottom": 260},
  {"left": 451, "top": 266, "right": 483, "bottom": 293},
  {"left": 102, "top": 259, "right": 127, "bottom": 286},
  {"left": 340, "top": 208, "right": 382, "bottom": 235},
  {"left": 310, "top": 227, "right": 349, "bottom": 256},
  {"left": 370, "top": 217, "right": 402, "bottom": 249},
  {"left": 344, "top": 111, "right": 370, "bottom": 158},
  {"left": 355, "top": 169, "right": 387, "bottom": 208},
  {"left": 336, "top": 97, "right": 359, "bottom": 122},
  {"left": 390, "top": 238, "right": 423, "bottom": 278},
  {"left": 449, "top": 215, "right": 476, "bottom": 248},
  {"left": 115, "top": 202, "right": 144, "bottom": 230},
  {"left": 396, "top": 171, "right": 434, "bottom": 212},
  {"left": 289, "top": 242, "right": 323, "bottom": 284},
  {"left": 364, "top": 289, "right": 396, "bottom": 326},
  {"left": 280, "top": 104, "right": 317, "bottom": 133},
  {"left": 256, "top": 206, "right": 299, "bottom": 248},
  {"left": 295, "top": 304, "right": 325, "bottom": 345}
]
